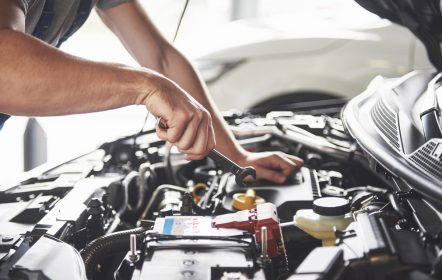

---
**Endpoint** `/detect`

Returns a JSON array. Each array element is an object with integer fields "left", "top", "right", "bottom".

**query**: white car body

[{"left": 187, "top": 3, "right": 432, "bottom": 111}]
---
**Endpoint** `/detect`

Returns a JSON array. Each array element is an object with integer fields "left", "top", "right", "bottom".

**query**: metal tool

[
  {"left": 207, "top": 149, "right": 256, "bottom": 187},
  {"left": 156, "top": 116, "right": 256, "bottom": 187},
  {"left": 261, "top": 226, "right": 268, "bottom": 258},
  {"left": 129, "top": 234, "right": 138, "bottom": 263}
]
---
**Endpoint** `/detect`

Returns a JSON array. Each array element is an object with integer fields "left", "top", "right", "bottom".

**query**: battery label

[{"left": 162, "top": 216, "right": 212, "bottom": 236}]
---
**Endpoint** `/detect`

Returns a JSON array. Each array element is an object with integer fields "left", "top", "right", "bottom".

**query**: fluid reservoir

[{"left": 293, "top": 197, "right": 353, "bottom": 246}]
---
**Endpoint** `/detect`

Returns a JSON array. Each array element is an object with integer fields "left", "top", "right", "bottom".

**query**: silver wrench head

[{"left": 235, "top": 166, "right": 256, "bottom": 187}]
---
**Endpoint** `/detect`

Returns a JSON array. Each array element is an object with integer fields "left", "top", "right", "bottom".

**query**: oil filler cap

[
  {"left": 232, "top": 189, "right": 265, "bottom": 210},
  {"left": 313, "top": 197, "right": 350, "bottom": 216}
]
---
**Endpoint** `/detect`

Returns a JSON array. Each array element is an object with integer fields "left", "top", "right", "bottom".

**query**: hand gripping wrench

[{"left": 156, "top": 117, "right": 256, "bottom": 187}]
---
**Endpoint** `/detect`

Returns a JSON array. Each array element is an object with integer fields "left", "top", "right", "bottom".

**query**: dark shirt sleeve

[
  {"left": 13, "top": 0, "right": 29, "bottom": 14},
  {"left": 96, "top": 0, "right": 132, "bottom": 10}
]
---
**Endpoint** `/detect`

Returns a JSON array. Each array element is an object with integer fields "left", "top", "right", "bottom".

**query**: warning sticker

[{"left": 161, "top": 216, "right": 212, "bottom": 236}]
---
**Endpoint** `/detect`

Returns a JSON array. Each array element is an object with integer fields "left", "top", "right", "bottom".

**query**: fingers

[
  {"left": 181, "top": 117, "right": 209, "bottom": 159},
  {"left": 158, "top": 109, "right": 214, "bottom": 160},
  {"left": 149, "top": 94, "right": 214, "bottom": 158},
  {"left": 174, "top": 111, "right": 202, "bottom": 151},
  {"left": 165, "top": 110, "right": 194, "bottom": 144},
  {"left": 255, "top": 165, "right": 287, "bottom": 184},
  {"left": 252, "top": 152, "right": 302, "bottom": 184},
  {"left": 144, "top": 77, "right": 215, "bottom": 159},
  {"left": 208, "top": 124, "right": 216, "bottom": 151},
  {"left": 286, "top": 154, "right": 304, "bottom": 170},
  {"left": 264, "top": 152, "right": 297, "bottom": 176},
  {"left": 156, "top": 125, "right": 168, "bottom": 141},
  {"left": 183, "top": 116, "right": 216, "bottom": 160}
]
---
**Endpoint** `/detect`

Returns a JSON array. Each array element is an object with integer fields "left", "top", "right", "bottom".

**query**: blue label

[{"left": 163, "top": 218, "right": 174, "bottom": 235}]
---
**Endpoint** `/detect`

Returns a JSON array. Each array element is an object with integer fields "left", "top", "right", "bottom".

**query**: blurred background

[{"left": 0, "top": 0, "right": 431, "bottom": 183}]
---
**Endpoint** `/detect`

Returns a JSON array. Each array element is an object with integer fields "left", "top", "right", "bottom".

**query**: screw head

[
  {"left": 183, "top": 259, "right": 196, "bottom": 266},
  {"left": 181, "top": 270, "right": 195, "bottom": 278},
  {"left": 2, "top": 236, "right": 13, "bottom": 242}
]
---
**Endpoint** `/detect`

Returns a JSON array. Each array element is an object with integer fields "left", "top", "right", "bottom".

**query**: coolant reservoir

[{"left": 293, "top": 197, "right": 353, "bottom": 246}]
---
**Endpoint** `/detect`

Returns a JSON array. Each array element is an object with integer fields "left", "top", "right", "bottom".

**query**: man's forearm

[
  {"left": 0, "top": 30, "right": 157, "bottom": 116},
  {"left": 97, "top": 1, "right": 300, "bottom": 181},
  {"left": 158, "top": 47, "right": 246, "bottom": 159},
  {"left": 97, "top": 1, "right": 244, "bottom": 159}
]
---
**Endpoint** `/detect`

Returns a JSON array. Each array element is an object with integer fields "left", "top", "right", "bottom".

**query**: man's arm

[
  {"left": 0, "top": 0, "right": 214, "bottom": 158},
  {"left": 98, "top": 1, "right": 303, "bottom": 183}
]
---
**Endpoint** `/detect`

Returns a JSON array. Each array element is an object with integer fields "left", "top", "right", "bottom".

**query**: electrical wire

[
  {"left": 133, "top": 0, "right": 189, "bottom": 146},
  {"left": 172, "top": 0, "right": 190, "bottom": 43},
  {"left": 158, "top": 0, "right": 190, "bottom": 186},
  {"left": 133, "top": 111, "right": 150, "bottom": 149}
]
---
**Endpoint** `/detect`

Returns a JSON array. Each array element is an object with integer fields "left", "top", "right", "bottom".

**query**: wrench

[
  {"left": 156, "top": 117, "right": 256, "bottom": 187},
  {"left": 207, "top": 149, "right": 256, "bottom": 187}
]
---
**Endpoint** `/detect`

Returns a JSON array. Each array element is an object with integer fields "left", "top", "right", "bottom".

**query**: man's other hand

[{"left": 236, "top": 151, "right": 304, "bottom": 184}]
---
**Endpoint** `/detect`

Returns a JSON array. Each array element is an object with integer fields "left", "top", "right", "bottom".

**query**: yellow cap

[{"left": 232, "top": 189, "right": 265, "bottom": 210}]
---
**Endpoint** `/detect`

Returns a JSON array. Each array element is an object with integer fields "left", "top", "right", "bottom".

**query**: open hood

[{"left": 355, "top": 0, "right": 442, "bottom": 70}]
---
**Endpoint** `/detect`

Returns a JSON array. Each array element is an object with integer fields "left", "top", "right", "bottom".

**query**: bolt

[
  {"left": 181, "top": 270, "right": 194, "bottom": 278},
  {"left": 261, "top": 226, "right": 268, "bottom": 258},
  {"left": 129, "top": 234, "right": 138, "bottom": 263},
  {"left": 183, "top": 259, "right": 195, "bottom": 266}
]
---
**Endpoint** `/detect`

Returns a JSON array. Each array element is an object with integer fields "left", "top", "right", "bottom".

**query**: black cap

[{"left": 313, "top": 197, "right": 350, "bottom": 216}]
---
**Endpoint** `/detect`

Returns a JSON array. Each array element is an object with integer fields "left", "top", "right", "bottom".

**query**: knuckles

[
  {"left": 167, "top": 131, "right": 180, "bottom": 143},
  {"left": 178, "top": 110, "right": 193, "bottom": 122},
  {"left": 160, "top": 106, "right": 214, "bottom": 160},
  {"left": 207, "top": 141, "right": 215, "bottom": 151}
]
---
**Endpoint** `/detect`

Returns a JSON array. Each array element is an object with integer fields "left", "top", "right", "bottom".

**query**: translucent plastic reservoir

[{"left": 293, "top": 197, "right": 353, "bottom": 246}]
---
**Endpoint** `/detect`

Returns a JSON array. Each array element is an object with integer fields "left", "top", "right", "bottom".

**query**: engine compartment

[{"left": 0, "top": 98, "right": 441, "bottom": 280}]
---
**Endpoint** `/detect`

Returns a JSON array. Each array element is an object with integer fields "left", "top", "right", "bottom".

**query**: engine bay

[{"left": 1, "top": 82, "right": 441, "bottom": 280}]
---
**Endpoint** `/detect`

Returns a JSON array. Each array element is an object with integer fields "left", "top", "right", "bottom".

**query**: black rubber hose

[
  {"left": 431, "top": 250, "right": 442, "bottom": 279},
  {"left": 80, "top": 227, "right": 148, "bottom": 278},
  {"left": 387, "top": 193, "right": 408, "bottom": 219}
]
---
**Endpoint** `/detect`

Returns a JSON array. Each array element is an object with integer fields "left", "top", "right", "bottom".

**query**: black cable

[
  {"left": 387, "top": 193, "right": 409, "bottom": 219},
  {"left": 154, "top": 0, "right": 190, "bottom": 185},
  {"left": 132, "top": 0, "right": 189, "bottom": 149},
  {"left": 135, "top": 0, "right": 189, "bottom": 137},
  {"left": 80, "top": 227, "right": 150, "bottom": 278},
  {"left": 145, "top": 233, "right": 253, "bottom": 245},
  {"left": 431, "top": 250, "right": 442, "bottom": 278},
  {"left": 132, "top": 0, "right": 189, "bottom": 145},
  {"left": 172, "top": 0, "right": 190, "bottom": 43}
]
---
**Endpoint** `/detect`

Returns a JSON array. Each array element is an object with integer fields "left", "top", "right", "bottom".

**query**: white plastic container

[{"left": 293, "top": 197, "right": 353, "bottom": 246}]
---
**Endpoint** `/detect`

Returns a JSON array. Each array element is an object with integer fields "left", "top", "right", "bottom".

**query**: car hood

[{"left": 355, "top": 0, "right": 442, "bottom": 70}]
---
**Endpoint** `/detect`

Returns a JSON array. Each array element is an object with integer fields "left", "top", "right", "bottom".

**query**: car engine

[
  {"left": 1, "top": 78, "right": 441, "bottom": 280},
  {"left": 2, "top": 1, "right": 442, "bottom": 279}
]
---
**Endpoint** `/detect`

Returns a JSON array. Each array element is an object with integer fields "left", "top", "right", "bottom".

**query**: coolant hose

[{"left": 80, "top": 227, "right": 148, "bottom": 278}]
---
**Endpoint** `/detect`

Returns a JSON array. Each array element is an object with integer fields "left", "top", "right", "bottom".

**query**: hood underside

[{"left": 355, "top": 0, "right": 442, "bottom": 70}]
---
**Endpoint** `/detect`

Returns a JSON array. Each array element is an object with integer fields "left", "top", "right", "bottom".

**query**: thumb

[{"left": 156, "top": 126, "right": 167, "bottom": 141}]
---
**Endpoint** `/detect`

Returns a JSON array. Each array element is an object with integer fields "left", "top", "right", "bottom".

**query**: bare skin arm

[
  {"left": 98, "top": 1, "right": 303, "bottom": 183},
  {"left": 0, "top": 0, "right": 214, "bottom": 158}
]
